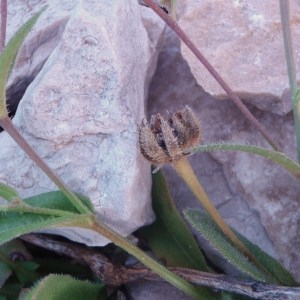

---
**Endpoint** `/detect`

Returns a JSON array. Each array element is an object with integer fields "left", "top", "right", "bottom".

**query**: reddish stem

[
  {"left": 144, "top": 0, "right": 279, "bottom": 151},
  {"left": 0, "top": 0, "right": 7, "bottom": 52}
]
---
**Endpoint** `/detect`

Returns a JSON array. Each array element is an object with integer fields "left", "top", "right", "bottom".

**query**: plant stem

[
  {"left": 173, "top": 157, "right": 248, "bottom": 253},
  {"left": 0, "top": 116, "right": 91, "bottom": 214},
  {"left": 88, "top": 216, "right": 203, "bottom": 299},
  {"left": 0, "top": 203, "right": 74, "bottom": 217},
  {"left": 279, "top": 0, "right": 300, "bottom": 162},
  {"left": 173, "top": 156, "right": 274, "bottom": 279},
  {"left": 0, "top": 0, "right": 7, "bottom": 52},
  {"left": 188, "top": 143, "right": 300, "bottom": 180},
  {"left": 144, "top": 0, "right": 279, "bottom": 151}
]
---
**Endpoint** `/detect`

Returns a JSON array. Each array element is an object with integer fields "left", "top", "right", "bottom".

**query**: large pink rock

[
  {"left": 177, "top": 0, "right": 300, "bottom": 115},
  {"left": 0, "top": 0, "right": 165, "bottom": 246}
]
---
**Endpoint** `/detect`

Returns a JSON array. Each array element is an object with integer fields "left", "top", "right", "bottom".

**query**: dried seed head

[
  {"left": 139, "top": 106, "right": 202, "bottom": 170},
  {"left": 139, "top": 119, "right": 171, "bottom": 166},
  {"left": 170, "top": 106, "right": 202, "bottom": 149}
]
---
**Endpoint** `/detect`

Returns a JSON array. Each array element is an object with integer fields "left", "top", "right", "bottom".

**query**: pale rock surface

[
  {"left": 146, "top": 28, "right": 300, "bottom": 283},
  {"left": 177, "top": 0, "right": 300, "bottom": 115},
  {"left": 0, "top": 0, "right": 166, "bottom": 245}
]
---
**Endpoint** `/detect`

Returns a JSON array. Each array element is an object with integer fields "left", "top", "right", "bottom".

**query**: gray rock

[
  {"left": 147, "top": 27, "right": 300, "bottom": 282},
  {"left": 0, "top": 0, "right": 166, "bottom": 246},
  {"left": 127, "top": 280, "right": 192, "bottom": 300},
  {"left": 177, "top": 0, "right": 300, "bottom": 115}
]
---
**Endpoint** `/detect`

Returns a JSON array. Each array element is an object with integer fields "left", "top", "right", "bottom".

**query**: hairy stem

[
  {"left": 144, "top": 0, "right": 279, "bottom": 151},
  {"left": 173, "top": 157, "right": 248, "bottom": 254},
  {"left": 188, "top": 143, "right": 300, "bottom": 179}
]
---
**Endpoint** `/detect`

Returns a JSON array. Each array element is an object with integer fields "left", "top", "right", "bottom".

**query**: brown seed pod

[
  {"left": 173, "top": 106, "right": 202, "bottom": 149},
  {"left": 139, "top": 106, "right": 202, "bottom": 170},
  {"left": 139, "top": 119, "right": 171, "bottom": 166}
]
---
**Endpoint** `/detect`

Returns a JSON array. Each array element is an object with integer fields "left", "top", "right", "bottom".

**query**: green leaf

[
  {"left": 0, "top": 209, "right": 91, "bottom": 246},
  {"left": 0, "top": 191, "right": 94, "bottom": 246},
  {"left": 21, "top": 274, "right": 107, "bottom": 300},
  {"left": 0, "top": 191, "right": 94, "bottom": 252},
  {"left": 139, "top": 171, "right": 218, "bottom": 299},
  {"left": 140, "top": 171, "right": 208, "bottom": 270},
  {"left": 184, "top": 209, "right": 277, "bottom": 283},
  {"left": 13, "top": 261, "right": 40, "bottom": 284},
  {"left": 0, "top": 7, "right": 46, "bottom": 117},
  {"left": 24, "top": 190, "right": 94, "bottom": 213},
  {"left": 0, "top": 182, "right": 19, "bottom": 202},
  {"left": 185, "top": 210, "right": 297, "bottom": 287},
  {"left": 0, "top": 240, "right": 38, "bottom": 284},
  {"left": 0, "top": 239, "right": 32, "bottom": 260},
  {"left": 188, "top": 143, "right": 300, "bottom": 179},
  {"left": 232, "top": 229, "right": 297, "bottom": 286}
]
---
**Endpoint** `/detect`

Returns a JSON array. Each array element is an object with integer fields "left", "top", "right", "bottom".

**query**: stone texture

[
  {"left": 6, "top": 0, "right": 73, "bottom": 113},
  {"left": 147, "top": 27, "right": 300, "bottom": 282},
  {"left": 0, "top": 0, "right": 166, "bottom": 246},
  {"left": 177, "top": 0, "right": 300, "bottom": 115},
  {"left": 126, "top": 280, "right": 191, "bottom": 300}
]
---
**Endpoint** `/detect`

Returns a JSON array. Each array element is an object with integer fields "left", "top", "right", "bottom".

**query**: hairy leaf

[
  {"left": 21, "top": 274, "right": 107, "bottom": 300},
  {"left": 0, "top": 210, "right": 91, "bottom": 246},
  {"left": 233, "top": 228, "right": 297, "bottom": 286},
  {"left": 184, "top": 209, "right": 277, "bottom": 283}
]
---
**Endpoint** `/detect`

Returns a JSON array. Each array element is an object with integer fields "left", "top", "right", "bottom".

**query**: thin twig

[
  {"left": 143, "top": 0, "right": 279, "bottom": 151},
  {"left": 279, "top": 0, "right": 300, "bottom": 162},
  {"left": 279, "top": 0, "right": 297, "bottom": 96},
  {"left": 21, "top": 234, "right": 300, "bottom": 299},
  {"left": 0, "top": 0, "right": 7, "bottom": 52}
]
